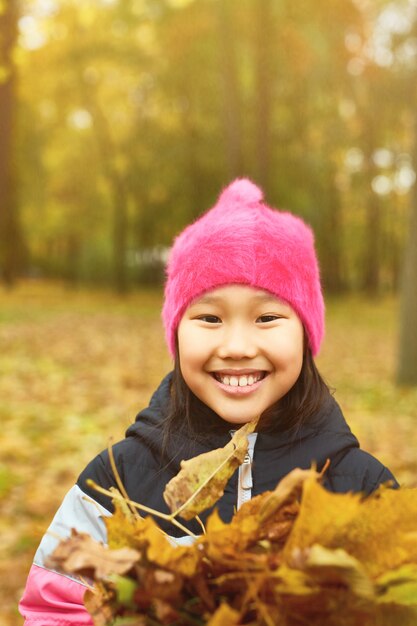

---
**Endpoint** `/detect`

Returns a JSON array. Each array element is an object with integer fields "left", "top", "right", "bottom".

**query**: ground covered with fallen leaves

[{"left": 1, "top": 281, "right": 416, "bottom": 625}]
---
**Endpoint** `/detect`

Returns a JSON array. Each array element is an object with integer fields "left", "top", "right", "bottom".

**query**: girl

[{"left": 19, "top": 179, "right": 398, "bottom": 624}]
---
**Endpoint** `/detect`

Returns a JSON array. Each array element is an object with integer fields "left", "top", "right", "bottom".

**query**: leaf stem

[
  {"left": 86, "top": 479, "right": 197, "bottom": 539},
  {"left": 107, "top": 439, "right": 141, "bottom": 520},
  {"left": 195, "top": 515, "right": 206, "bottom": 535}
]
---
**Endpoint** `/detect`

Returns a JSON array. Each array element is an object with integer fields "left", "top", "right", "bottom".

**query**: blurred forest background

[{"left": 1, "top": 0, "right": 417, "bottom": 624}]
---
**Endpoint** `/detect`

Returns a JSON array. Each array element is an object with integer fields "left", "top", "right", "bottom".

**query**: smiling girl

[
  {"left": 177, "top": 286, "right": 304, "bottom": 425},
  {"left": 20, "top": 179, "right": 398, "bottom": 624}
]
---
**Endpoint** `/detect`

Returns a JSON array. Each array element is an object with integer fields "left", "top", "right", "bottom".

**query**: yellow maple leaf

[
  {"left": 283, "top": 475, "right": 362, "bottom": 561},
  {"left": 106, "top": 497, "right": 143, "bottom": 550},
  {"left": 107, "top": 507, "right": 200, "bottom": 577},
  {"left": 336, "top": 487, "right": 417, "bottom": 577},
  {"left": 284, "top": 478, "right": 417, "bottom": 579},
  {"left": 201, "top": 509, "right": 260, "bottom": 566}
]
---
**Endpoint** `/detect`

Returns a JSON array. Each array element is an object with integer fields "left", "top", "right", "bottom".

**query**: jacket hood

[{"left": 125, "top": 372, "right": 359, "bottom": 469}]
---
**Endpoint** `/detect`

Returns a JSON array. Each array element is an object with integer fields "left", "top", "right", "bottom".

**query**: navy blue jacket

[{"left": 78, "top": 373, "right": 398, "bottom": 537}]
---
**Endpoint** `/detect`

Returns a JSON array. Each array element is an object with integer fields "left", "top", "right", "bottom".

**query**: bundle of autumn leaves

[{"left": 48, "top": 420, "right": 417, "bottom": 626}]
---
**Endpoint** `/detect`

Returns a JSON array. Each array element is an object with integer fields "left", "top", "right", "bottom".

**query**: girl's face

[{"left": 177, "top": 285, "right": 304, "bottom": 425}]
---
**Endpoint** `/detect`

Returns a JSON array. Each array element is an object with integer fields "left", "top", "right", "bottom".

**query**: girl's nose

[{"left": 216, "top": 324, "right": 257, "bottom": 360}]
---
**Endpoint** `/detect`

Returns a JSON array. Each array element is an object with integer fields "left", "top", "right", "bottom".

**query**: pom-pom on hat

[{"left": 162, "top": 178, "right": 324, "bottom": 357}]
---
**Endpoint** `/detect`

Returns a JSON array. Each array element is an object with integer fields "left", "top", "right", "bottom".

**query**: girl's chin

[
  {"left": 216, "top": 412, "right": 259, "bottom": 425},
  {"left": 206, "top": 393, "right": 268, "bottom": 425}
]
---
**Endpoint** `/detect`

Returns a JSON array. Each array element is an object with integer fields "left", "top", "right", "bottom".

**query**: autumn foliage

[{"left": 48, "top": 424, "right": 417, "bottom": 626}]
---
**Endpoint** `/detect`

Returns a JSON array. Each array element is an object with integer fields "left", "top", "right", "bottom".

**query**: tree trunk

[
  {"left": 254, "top": 0, "right": 273, "bottom": 190},
  {"left": 112, "top": 175, "right": 128, "bottom": 293},
  {"left": 217, "top": 0, "right": 244, "bottom": 178},
  {"left": 319, "top": 174, "right": 346, "bottom": 293},
  {"left": 80, "top": 83, "right": 129, "bottom": 293},
  {"left": 397, "top": 113, "right": 417, "bottom": 386},
  {"left": 361, "top": 115, "right": 381, "bottom": 295},
  {"left": 175, "top": 65, "right": 205, "bottom": 221},
  {"left": 0, "top": 0, "right": 24, "bottom": 286},
  {"left": 64, "top": 234, "right": 81, "bottom": 285},
  {"left": 362, "top": 189, "right": 380, "bottom": 294}
]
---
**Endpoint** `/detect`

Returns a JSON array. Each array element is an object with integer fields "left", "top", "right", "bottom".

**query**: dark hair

[{"left": 162, "top": 340, "right": 331, "bottom": 449}]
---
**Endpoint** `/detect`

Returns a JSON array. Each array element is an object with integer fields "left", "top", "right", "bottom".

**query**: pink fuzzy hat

[{"left": 162, "top": 178, "right": 324, "bottom": 356}]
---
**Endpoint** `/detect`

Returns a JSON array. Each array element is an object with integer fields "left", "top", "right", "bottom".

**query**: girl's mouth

[{"left": 211, "top": 371, "right": 268, "bottom": 390}]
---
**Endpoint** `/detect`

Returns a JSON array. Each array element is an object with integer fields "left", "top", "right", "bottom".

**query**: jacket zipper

[{"left": 230, "top": 431, "right": 258, "bottom": 510}]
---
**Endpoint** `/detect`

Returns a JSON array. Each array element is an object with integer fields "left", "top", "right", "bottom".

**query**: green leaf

[
  {"left": 111, "top": 574, "right": 138, "bottom": 610},
  {"left": 376, "top": 564, "right": 417, "bottom": 606}
]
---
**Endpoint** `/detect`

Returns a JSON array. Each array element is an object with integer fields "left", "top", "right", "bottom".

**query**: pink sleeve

[{"left": 19, "top": 564, "right": 93, "bottom": 625}]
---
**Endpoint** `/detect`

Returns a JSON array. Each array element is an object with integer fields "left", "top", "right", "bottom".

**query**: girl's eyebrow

[
  {"left": 253, "top": 294, "right": 286, "bottom": 304},
  {"left": 194, "top": 295, "right": 220, "bottom": 305}
]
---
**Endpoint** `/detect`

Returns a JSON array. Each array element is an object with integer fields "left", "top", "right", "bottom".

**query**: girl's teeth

[{"left": 216, "top": 373, "right": 263, "bottom": 387}]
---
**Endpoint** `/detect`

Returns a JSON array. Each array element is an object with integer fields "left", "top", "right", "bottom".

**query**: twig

[
  {"left": 195, "top": 515, "right": 206, "bottom": 535},
  {"left": 87, "top": 479, "right": 197, "bottom": 539},
  {"left": 107, "top": 438, "right": 141, "bottom": 520},
  {"left": 319, "top": 458, "right": 331, "bottom": 478}
]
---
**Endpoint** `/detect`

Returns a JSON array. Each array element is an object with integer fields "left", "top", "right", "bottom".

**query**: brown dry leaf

[
  {"left": 47, "top": 529, "right": 140, "bottom": 579},
  {"left": 198, "top": 469, "right": 316, "bottom": 573},
  {"left": 84, "top": 584, "right": 118, "bottom": 626},
  {"left": 163, "top": 418, "right": 259, "bottom": 520},
  {"left": 215, "top": 468, "right": 308, "bottom": 552},
  {"left": 142, "top": 569, "right": 184, "bottom": 616},
  {"left": 152, "top": 597, "right": 180, "bottom": 623},
  {"left": 258, "top": 467, "right": 320, "bottom": 522},
  {"left": 191, "top": 572, "right": 217, "bottom": 611}
]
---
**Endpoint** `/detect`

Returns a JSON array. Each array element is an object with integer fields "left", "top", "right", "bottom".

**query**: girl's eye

[
  {"left": 257, "top": 314, "right": 280, "bottom": 323},
  {"left": 198, "top": 315, "right": 221, "bottom": 324}
]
